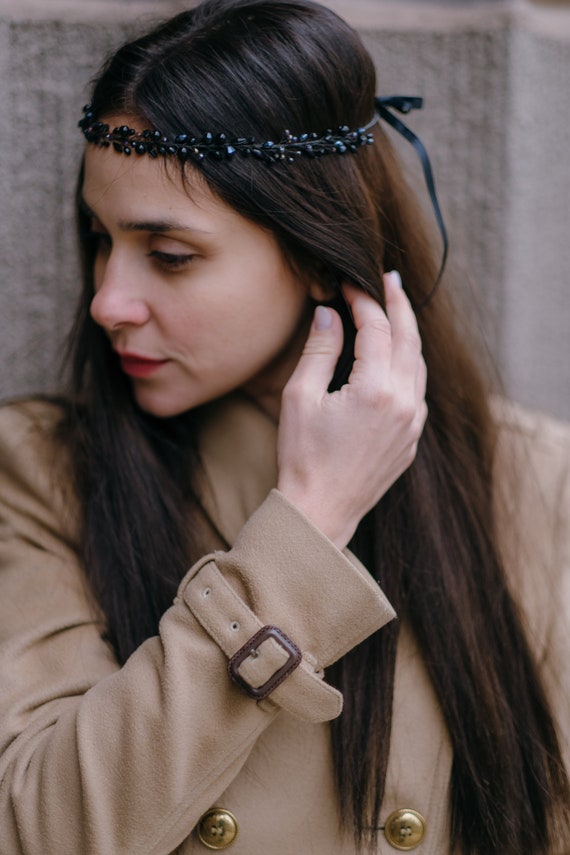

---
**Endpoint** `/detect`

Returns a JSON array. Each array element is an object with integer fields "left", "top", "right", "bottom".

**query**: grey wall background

[{"left": 1, "top": 0, "right": 569, "bottom": 418}]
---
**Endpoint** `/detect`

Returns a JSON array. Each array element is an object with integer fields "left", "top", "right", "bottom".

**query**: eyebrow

[{"left": 79, "top": 197, "right": 212, "bottom": 235}]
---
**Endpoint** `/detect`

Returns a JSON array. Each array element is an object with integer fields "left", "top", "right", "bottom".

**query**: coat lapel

[{"left": 195, "top": 393, "right": 279, "bottom": 546}]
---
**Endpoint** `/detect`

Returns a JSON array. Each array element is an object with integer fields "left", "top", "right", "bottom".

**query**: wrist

[{"left": 276, "top": 482, "right": 355, "bottom": 551}]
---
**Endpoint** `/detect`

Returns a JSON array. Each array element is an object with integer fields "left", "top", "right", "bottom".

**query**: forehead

[{"left": 81, "top": 138, "right": 225, "bottom": 226}]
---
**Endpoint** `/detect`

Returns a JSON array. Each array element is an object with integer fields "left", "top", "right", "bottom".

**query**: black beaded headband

[
  {"left": 78, "top": 107, "right": 378, "bottom": 163},
  {"left": 78, "top": 95, "right": 447, "bottom": 305}
]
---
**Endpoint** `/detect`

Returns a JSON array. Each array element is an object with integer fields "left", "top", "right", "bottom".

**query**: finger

[
  {"left": 284, "top": 305, "right": 343, "bottom": 398},
  {"left": 341, "top": 284, "right": 392, "bottom": 378},
  {"left": 415, "top": 352, "right": 428, "bottom": 401},
  {"left": 384, "top": 271, "right": 423, "bottom": 376}
]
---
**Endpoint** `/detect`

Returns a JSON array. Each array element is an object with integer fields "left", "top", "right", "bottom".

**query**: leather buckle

[{"left": 228, "top": 625, "right": 302, "bottom": 700}]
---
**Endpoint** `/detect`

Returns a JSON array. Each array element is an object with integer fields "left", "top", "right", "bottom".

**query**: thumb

[{"left": 287, "top": 305, "right": 344, "bottom": 395}]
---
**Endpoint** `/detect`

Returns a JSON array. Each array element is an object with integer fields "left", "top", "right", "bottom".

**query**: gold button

[
  {"left": 196, "top": 807, "right": 238, "bottom": 850},
  {"left": 384, "top": 808, "right": 426, "bottom": 850}
]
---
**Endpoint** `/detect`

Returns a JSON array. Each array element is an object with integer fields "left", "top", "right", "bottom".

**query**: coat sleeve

[{"left": 0, "top": 402, "right": 395, "bottom": 855}]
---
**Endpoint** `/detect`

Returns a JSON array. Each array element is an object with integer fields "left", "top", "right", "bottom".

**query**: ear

[
  {"left": 305, "top": 260, "right": 338, "bottom": 302},
  {"left": 307, "top": 278, "right": 337, "bottom": 302},
  {"left": 287, "top": 252, "right": 339, "bottom": 302}
]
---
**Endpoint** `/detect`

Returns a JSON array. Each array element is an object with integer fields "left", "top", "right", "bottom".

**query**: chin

[
  {"left": 133, "top": 392, "right": 194, "bottom": 419},
  {"left": 132, "top": 382, "right": 225, "bottom": 418}
]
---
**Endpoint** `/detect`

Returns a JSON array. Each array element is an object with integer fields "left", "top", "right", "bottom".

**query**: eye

[
  {"left": 148, "top": 250, "right": 195, "bottom": 272},
  {"left": 81, "top": 215, "right": 111, "bottom": 248},
  {"left": 82, "top": 228, "right": 112, "bottom": 256}
]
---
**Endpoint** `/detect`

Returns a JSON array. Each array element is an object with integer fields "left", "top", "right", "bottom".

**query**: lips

[{"left": 117, "top": 352, "right": 170, "bottom": 378}]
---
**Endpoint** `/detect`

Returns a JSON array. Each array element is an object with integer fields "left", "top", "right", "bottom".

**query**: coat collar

[{"left": 195, "top": 393, "right": 279, "bottom": 546}]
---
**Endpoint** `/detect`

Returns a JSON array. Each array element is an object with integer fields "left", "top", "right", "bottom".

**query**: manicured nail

[
  {"left": 314, "top": 305, "right": 333, "bottom": 330},
  {"left": 386, "top": 270, "right": 403, "bottom": 289}
]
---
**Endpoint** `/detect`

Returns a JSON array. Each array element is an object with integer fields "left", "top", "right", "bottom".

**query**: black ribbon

[{"left": 375, "top": 96, "right": 448, "bottom": 309}]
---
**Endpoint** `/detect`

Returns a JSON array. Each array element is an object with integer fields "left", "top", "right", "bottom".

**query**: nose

[{"left": 90, "top": 263, "right": 151, "bottom": 332}]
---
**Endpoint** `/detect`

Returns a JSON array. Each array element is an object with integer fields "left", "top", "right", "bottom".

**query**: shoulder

[
  {"left": 492, "top": 397, "right": 570, "bottom": 534},
  {"left": 0, "top": 397, "right": 79, "bottom": 551},
  {"left": 491, "top": 398, "right": 570, "bottom": 649},
  {"left": 493, "top": 396, "right": 570, "bottom": 471}
]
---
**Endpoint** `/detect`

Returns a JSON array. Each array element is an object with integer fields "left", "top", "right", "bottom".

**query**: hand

[{"left": 277, "top": 271, "right": 428, "bottom": 551}]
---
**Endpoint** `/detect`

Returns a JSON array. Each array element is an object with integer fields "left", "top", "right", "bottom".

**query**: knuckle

[
  {"left": 368, "top": 316, "right": 392, "bottom": 340},
  {"left": 406, "top": 441, "right": 419, "bottom": 466},
  {"left": 400, "top": 328, "right": 422, "bottom": 351},
  {"left": 396, "top": 397, "right": 417, "bottom": 425},
  {"left": 361, "top": 382, "right": 390, "bottom": 409},
  {"left": 302, "top": 341, "right": 338, "bottom": 357}
]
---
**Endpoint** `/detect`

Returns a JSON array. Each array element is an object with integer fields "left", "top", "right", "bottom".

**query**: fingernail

[
  {"left": 314, "top": 305, "right": 333, "bottom": 330},
  {"left": 386, "top": 270, "right": 403, "bottom": 289}
]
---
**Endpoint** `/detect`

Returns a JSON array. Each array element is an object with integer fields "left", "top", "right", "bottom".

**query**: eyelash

[
  {"left": 147, "top": 250, "right": 195, "bottom": 271},
  {"left": 82, "top": 231, "right": 194, "bottom": 272}
]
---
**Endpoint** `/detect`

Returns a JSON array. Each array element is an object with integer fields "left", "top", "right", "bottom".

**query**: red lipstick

[{"left": 117, "top": 352, "right": 170, "bottom": 378}]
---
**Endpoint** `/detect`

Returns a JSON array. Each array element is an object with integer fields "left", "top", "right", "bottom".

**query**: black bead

[
  {"left": 135, "top": 143, "right": 147, "bottom": 155},
  {"left": 175, "top": 134, "right": 188, "bottom": 143},
  {"left": 123, "top": 146, "right": 131, "bottom": 156},
  {"left": 113, "top": 142, "right": 123, "bottom": 153},
  {"left": 204, "top": 132, "right": 213, "bottom": 144}
]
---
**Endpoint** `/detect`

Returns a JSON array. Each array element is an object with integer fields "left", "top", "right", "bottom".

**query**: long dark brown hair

[{"left": 61, "top": 1, "right": 570, "bottom": 852}]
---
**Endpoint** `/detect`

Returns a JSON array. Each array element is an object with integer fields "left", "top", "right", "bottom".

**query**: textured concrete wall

[{"left": 1, "top": 0, "right": 569, "bottom": 418}]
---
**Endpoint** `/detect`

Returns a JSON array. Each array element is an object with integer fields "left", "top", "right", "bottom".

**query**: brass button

[
  {"left": 384, "top": 808, "right": 426, "bottom": 850},
  {"left": 196, "top": 807, "right": 238, "bottom": 850}
]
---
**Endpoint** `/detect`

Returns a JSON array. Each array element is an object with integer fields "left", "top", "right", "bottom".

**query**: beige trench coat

[{"left": 0, "top": 394, "right": 568, "bottom": 855}]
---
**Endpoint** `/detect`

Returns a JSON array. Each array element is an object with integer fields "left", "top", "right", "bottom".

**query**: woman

[{"left": 0, "top": 0, "right": 568, "bottom": 852}]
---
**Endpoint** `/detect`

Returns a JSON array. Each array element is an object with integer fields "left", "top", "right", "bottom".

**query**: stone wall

[{"left": 1, "top": 0, "right": 569, "bottom": 418}]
